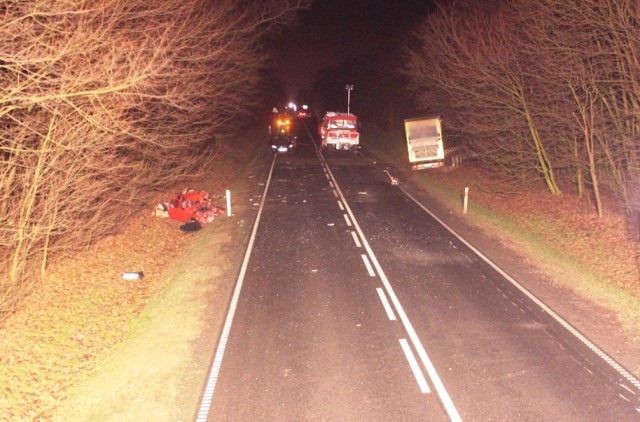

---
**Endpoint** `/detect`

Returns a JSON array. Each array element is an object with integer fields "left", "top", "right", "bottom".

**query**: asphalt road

[{"left": 196, "top": 130, "right": 640, "bottom": 421}]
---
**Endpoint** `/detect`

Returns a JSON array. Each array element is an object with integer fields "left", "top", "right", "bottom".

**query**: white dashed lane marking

[
  {"left": 377, "top": 288, "right": 396, "bottom": 321},
  {"left": 361, "top": 254, "right": 376, "bottom": 277},
  {"left": 350, "top": 231, "right": 362, "bottom": 248}
]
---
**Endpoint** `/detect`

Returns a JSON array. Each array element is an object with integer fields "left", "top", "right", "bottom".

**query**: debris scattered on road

[{"left": 383, "top": 169, "right": 400, "bottom": 185}]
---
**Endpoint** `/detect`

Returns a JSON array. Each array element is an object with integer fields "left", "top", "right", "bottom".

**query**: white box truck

[{"left": 404, "top": 116, "right": 444, "bottom": 170}]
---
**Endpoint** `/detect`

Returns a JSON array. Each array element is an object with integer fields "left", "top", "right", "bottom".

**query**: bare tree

[
  {"left": 404, "top": 1, "right": 562, "bottom": 194},
  {"left": 0, "top": 0, "right": 309, "bottom": 319},
  {"left": 524, "top": 0, "right": 640, "bottom": 214},
  {"left": 404, "top": 0, "right": 640, "bottom": 220}
]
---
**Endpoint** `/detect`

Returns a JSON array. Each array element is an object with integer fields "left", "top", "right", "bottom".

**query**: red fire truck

[{"left": 319, "top": 111, "right": 359, "bottom": 152}]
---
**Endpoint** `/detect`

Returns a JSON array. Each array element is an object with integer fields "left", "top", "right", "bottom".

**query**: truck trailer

[{"left": 404, "top": 116, "right": 444, "bottom": 170}]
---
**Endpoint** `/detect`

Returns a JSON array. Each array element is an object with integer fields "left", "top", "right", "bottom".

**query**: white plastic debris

[{"left": 122, "top": 272, "right": 144, "bottom": 280}]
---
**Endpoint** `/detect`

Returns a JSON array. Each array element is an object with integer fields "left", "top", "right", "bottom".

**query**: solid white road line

[
  {"left": 195, "top": 154, "right": 278, "bottom": 422},
  {"left": 400, "top": 339, "right": 431, "bottom": 394},
  {"left": 377, "top": 287, "right": 397, "bottom": 321}
]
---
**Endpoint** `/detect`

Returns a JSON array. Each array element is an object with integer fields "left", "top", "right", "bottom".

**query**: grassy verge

[{"left": 56, "top": 216, "right": 245, "bottom": 420}]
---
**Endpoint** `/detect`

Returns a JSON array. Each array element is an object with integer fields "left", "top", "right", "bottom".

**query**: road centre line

[
  {"left": 361, "top": 254, "right": 376, "bottom": 277},
  {"left": 343, "top": 213, "right": 352, "bottom": 227},
  {"left": 350, "top": 231, "right": 362, "bottom": 248},
  {"left": 337, "top": 200, "right": 344, "bottom": 210},
  {"left": 400, "top": 339, "right": 430, "bottom": 393},
  {"left": 329, "top": 180, "right": 334, "bottom": 188},
  {"left": 399, "top": 186, "right": 640, "bottom": 392},
  {"left": 332, "top": 189, "right": 339, "bottom": 198},
  {"left": 318, "top": 154, "right": 461, "bottom": 422},
  {"left": 195, "top": 154, "right": 278, "bottom": 421},
  {"left": 376, "top": 288, "right": 396, "bottom": 321}
]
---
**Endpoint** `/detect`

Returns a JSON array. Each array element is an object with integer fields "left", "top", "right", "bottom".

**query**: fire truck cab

[{"left": 319, "top": 111, "right": 359, "bottom": 152}]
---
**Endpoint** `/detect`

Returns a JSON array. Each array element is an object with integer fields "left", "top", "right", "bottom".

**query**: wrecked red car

[{"left": 157, "top": 191, "right": 225, "bottom": 225}]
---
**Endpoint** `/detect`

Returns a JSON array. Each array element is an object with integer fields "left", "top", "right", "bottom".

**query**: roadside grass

[
  {"left": 363, "top": 127, "right": 640, "bottom": 345},
  {"left": 55, "top": 134, "right": 270, "bottom": 420},
  {"left": 364, "top": 126, "right": 406, "bottom": 165},
  {"left": 56, "top": 220, "right": 243, "bottom": 421}
]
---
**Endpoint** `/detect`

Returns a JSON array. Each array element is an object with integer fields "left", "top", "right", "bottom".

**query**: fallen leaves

[{"left": 0, "top": 212, "right": 191, "bottom": 420}]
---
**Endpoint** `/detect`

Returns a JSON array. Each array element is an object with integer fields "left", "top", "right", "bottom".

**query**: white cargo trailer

[{"left": 404, "top": 116, "right": 444, "bottom": 170}]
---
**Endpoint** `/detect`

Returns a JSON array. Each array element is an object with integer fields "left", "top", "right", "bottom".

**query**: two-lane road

[{"left": 196, "top": 134, "right": 640, "bottom": 420}]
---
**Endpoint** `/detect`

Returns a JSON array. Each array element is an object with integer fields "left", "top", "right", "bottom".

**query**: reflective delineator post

[
  {"left": 463, "top": 187, "right": 469, "bottom": 214},
  {"left": 226, "top": 189, "right": 231, "bottom": 217}
]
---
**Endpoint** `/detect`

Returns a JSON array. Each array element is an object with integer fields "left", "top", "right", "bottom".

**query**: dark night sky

[{"left": 269, "top": 0, "right": 433, "bottom": 100}]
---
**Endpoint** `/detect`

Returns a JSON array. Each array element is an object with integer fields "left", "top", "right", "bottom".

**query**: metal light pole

[{"left": 345, "top": 84, "right": 353, "bottom": 115}]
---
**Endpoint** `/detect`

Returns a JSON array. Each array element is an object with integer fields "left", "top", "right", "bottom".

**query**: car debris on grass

[{"left": 154, "top": 190, "right": 226, "bottom": 228}]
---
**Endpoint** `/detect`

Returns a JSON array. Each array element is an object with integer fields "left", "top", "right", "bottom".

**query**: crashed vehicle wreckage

[{"left": 154, "top": 190, "right": 225, "bottom": 226}]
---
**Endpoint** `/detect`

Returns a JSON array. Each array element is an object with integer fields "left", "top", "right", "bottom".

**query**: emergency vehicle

[
  {"left": 270, "top": 114, "right": 293, "bottom": 136},
  {"left": 319, "top": 111, "right": 359, "bottom": 152}
]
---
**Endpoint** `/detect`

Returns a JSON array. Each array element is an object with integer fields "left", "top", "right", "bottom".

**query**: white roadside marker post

[
  {"left": 463, "top": 187, "right": 469, "bottom": 214},
  {"left": 226, "top": 189, "right": 231, "bottom": 217}
]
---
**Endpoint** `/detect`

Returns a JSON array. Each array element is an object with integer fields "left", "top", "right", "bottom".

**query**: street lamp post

[{"left": 345, "top": 84, "right": 353, "bottom": 115}]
